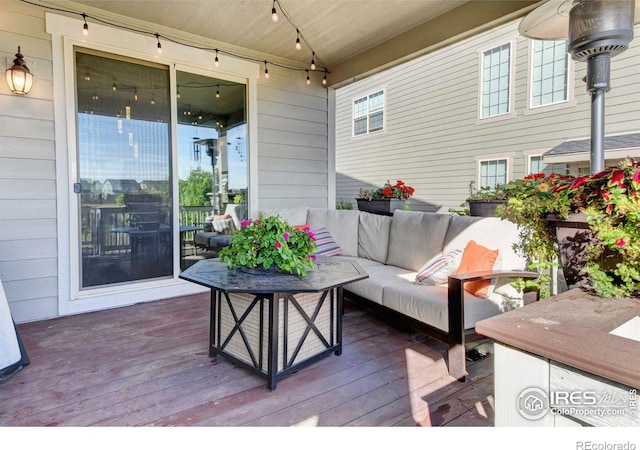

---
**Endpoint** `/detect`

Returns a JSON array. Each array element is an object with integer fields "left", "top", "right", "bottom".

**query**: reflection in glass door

[
  {"left": 75, "top": 49, "right": 172, "bottom": 288},
  {"left": 176, "top": 71, "right": 247, "bottom": 267}
]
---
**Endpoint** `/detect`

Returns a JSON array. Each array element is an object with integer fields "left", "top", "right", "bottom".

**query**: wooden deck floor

[{"left": 0, "top": 293, "right": 495, "bottom": 427}]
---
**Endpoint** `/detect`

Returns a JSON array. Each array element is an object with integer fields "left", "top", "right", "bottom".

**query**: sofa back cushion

[
  {"left": 259, "top": 207, "right": 309, "bottom": 226},
  {"left": 307, "top": 208, "right": 360, "bottom": 257},
  {"left": 386, "top": 211, "right": 452, "bottom": 272},
  {"left": 443, "top": 215, "right": 526, "bottom": 271},
  {"left": 358, "top": 212, "right": 392, "bottom": 263}
]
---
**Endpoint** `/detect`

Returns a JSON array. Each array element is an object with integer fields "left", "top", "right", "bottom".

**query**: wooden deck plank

[{"left": 0, "top": 295, "right": 497, "bottom": 427}]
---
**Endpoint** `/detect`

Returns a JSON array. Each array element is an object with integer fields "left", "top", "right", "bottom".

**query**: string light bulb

[
  {"left": 216, "top": 86, "right": 220, "bottom": 98},
  {"left": 214, "top": 49, "right": 219, "bottom": 67},
  {"left": 155, "top": 34, "right": 162, "bottom": 53},
  {"left": 82, "top": 14, "right": 89, "bottom": 35},
  {"left": 264, "top": 61, "right": 269, "bottom": 79},
  {"left": 176, "top": 90, "right": 181, "bottom": 99},
  {"left": 295, "top": 30, "right": 301, "bottom": 50},
  {"left": 112, "top": 80, "right": 117, "bottom": 91},
  {"left": 134, "top": 88, "right": 138, "bottom": 101},
  {"left": 306, "top": 70, "right": 310, "bottom": 85},
  {"left": 322, "top": 70, "right": 327, "bottom": 86},
  {"left": 310, "top": 52, "right": 316, "bottom": 70},
  {"left": 271, "top": 1, "right": 278, "bottom": 22}
]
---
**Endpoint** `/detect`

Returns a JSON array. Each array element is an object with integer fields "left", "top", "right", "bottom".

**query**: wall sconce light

[{"left": 5, "top": 47, "right": 34, "bottom": 95}]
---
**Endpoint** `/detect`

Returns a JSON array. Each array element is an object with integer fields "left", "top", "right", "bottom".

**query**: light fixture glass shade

[{"left": 5, "top": 47, "right": 34, "bottom": 95}]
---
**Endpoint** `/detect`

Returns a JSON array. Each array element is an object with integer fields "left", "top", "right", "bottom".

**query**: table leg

[
  {"left": 335, "top": 287, "right": 343, "bottom": 356},
  {"left": 266, "top": 292, "right": 279, "bottom": 391},
  {"left": 209, "top": 289, "right": 218, "bottom": 357}
]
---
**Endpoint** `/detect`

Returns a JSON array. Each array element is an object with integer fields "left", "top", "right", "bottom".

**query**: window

[
  {"left": 529, "top": 155, "right": 569, "bottom": 175},
  {"left": 479, "top": 159, "right": 508, "bottom": 190},
  {"left": 480, "top": 43, "right": 511, "bottom": 119},
  {"left": 353, "top": 90, "right": 384, "bottom": 136},
  {"left": 530, "top": 40, "right": 569, "bottom": 108}
]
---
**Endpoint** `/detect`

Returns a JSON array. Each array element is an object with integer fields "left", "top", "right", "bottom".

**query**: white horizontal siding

[
  {"left": 335, "top": 19, "right": 640, "bottom": 212},
  {"left": 256, "top": 66, "right": 328, "bottom": 210},
  {"left": 0, "top": 1, "right": 58, "bottom": 322}
]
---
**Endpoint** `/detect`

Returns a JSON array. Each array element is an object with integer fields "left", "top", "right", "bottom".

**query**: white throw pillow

[{"left": 414, "top": 249, "right": 463, "bottom": 285}]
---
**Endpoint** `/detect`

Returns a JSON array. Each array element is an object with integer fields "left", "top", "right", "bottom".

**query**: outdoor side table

[{"left": 179, "top": 257, "right": 368, "bottom": 390}]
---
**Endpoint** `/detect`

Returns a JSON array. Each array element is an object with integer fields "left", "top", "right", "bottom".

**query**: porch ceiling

[{"left": 65, "top": 0, "right": 540, "bottom": 86}]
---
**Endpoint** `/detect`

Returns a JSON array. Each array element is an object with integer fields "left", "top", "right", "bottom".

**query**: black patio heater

[{"left": 519, "top": 0, "right": 639, "bottom": 173}]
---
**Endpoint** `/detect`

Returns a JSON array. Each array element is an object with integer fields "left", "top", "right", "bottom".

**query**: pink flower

[
  {"left": 302, "top": 225, "right": 310, "bottom": 231},
  {"left": 241, "top": 219, "right": 251, "bottom": 228},
  {"left": 307, "top": 254, "right": 317, "bottom": 260},
  {"left": 275, "top": 241, "right": 281, "bottom": 249},
  {"left": 308, "top": 231, "right": 316, "bottom": 241},
  {"left": 616, "top": 238, "right": 626, "bottom": 247},
  {"left": 283, "top": 232, "right": 290, "bottom": 240}
]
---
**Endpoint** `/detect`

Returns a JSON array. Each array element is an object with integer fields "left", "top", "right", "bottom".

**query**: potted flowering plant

[
  {"left": 218, "top": 215, "right": 317, "bottom": 276},
  {"left": 357, "top": 179, "right": 415, "bottom": 215},
  {"left": 498, "top": 158, "right": 640, "bottom": 298}
]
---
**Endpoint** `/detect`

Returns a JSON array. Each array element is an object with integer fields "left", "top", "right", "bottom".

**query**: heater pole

[{"left": 586, "top": 52, "right": 610, "bottom": 174}]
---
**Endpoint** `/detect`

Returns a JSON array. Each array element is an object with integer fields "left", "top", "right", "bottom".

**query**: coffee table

[{"left": 179, "top": 257, "right": 368, "bottom": 390}]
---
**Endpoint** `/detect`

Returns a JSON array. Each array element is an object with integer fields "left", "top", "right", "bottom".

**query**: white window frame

[
  {"left": 352, "top": 89, "right": 386, "bottom": 137},
  {"left": 475, "top": 153, "right": 514, "bottom": 189},
  {"left": 524, "top": 150, "right": 570, "bottom": 175},
  {"left": 524, "top": 39, "right": 576, "bottom": 115},
  {"left": 477, "top": 39, "right": 517, "bottom": 124}
]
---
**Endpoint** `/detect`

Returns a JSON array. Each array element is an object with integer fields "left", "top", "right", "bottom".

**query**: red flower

[
  {"left": 610, "top": 170, "right": 625, "bottom": 187},
  {"left": 616, "top": 238, "right": 626, "bottom": 247},
  {"left": 570, "top": 176, "right": 588, "bottom": 190}
]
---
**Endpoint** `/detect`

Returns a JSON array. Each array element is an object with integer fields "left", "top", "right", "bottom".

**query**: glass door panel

[
  {"left": 75, "top": 49, "right": 172, "bottom": 288},
  {"left": 176, "top": 71, "right": 247, "bottom": 267}
]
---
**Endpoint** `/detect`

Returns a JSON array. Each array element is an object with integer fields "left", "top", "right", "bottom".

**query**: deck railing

[{"left": 81, "top": 205, "right": 211, "bottom": 256}]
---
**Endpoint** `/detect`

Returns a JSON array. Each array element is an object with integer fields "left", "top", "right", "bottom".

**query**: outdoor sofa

[{"left": 257, "top": 207, "right": 537, "bottom": 380}]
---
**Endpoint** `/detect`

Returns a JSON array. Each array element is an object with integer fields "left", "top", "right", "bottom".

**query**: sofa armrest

[{"left": 446, "top": 270, "right": 538, "bottom": 381}]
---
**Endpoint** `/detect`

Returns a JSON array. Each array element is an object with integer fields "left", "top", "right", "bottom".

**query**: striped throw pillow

[
  {"left": 313, "top": 227, "right": 343, "bottom": 256},
  {"left": 415, "top": 249, "right": 463, "bottom": 285}
]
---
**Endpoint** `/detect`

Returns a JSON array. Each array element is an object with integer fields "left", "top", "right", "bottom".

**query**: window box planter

[
  {"left": 356, "top": 198, "right": 406, "bottom": 216},
  {"left": 468, "top": 199, "right": 507, "bottom": 217}
]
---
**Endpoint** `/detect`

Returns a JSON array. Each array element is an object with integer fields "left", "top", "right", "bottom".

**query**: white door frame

[{"left": 47, "top": 13, "right": 259, "bottom": 316}]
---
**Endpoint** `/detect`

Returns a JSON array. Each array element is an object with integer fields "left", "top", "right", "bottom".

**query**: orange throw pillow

[
  {"left": 454, "top": 240, "right": 499, "bottom": 297},
  {"left": 293, "top": 224, "right": 310, "bottom": 231}
]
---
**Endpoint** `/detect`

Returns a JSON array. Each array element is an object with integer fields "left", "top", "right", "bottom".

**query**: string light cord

[
  {"left": 272, "top": 0, "right": 326, "bottom": 70},
  {"left": 20, "top": 0, "right": 330, "bottom": 79}
]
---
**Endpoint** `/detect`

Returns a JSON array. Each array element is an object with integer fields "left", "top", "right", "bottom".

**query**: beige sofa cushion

[
  {"left": 386, "top": 211, "right": 451, "bottom": 272},
  {"left": 381, "top": 282, "right": 511, "bottom": 332},
  {"left": 308, "top": 208, "right": 360, "bottom": 257},
  {"left": 443, "top": 216, "right": 526, "bottom": 271},
  {"left": 358, "top": 212, "right": 392, "bottom": 264},
  {"left": 259, "top": 207, "right": 309, "bottom": 226}
]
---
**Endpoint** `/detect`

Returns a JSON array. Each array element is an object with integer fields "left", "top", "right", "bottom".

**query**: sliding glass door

[
  {"left": 73, "top": 48, "right": 249, "bottom": 291},
  {"left": 75, "top": 49, "right": 172, "bottom": 288},
  {"left": 175, "top": 70, "right": 248, "bottom": 256}
]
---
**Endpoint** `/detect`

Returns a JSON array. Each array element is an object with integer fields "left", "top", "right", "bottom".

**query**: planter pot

[
  {"left": 468, "top": 199, "right": 507, "bottom": 217},
  {"left": 356, "top": 198, "right": 406, "bottom": 216},
  {"left": 546, "top": 213, "right": 620, "bottom": 290}
]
